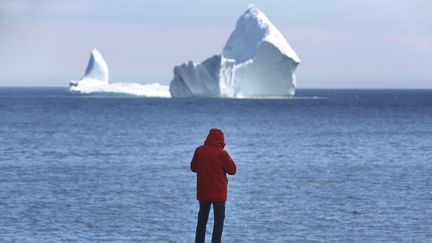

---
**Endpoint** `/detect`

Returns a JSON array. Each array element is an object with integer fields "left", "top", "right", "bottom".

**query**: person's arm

[
  {"left": 222, "top": 150, "right": 236, "bottom": 175},
  {"left": 190, "top": 149, "right": 198, "bottom": 173}
]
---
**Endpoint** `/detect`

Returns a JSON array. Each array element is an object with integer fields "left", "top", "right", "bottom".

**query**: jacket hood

[{"left": 204, "top": 128, "right": 225, "bottom": 148}]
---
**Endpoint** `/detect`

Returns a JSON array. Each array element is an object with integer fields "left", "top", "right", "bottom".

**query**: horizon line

[{"left": 1, "top": 86, "right": 432, "bottom": 91}]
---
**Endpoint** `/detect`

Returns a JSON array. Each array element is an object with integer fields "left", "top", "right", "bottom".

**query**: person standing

[{"left": 191, "top": 128, "right": 237, "bottom": 243}]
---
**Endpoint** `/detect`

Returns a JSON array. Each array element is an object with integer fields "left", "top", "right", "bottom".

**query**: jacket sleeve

[
  {"left": 222, "top": 150, "right": 236, "bottom": 175},
  {"left": 190, "top": 149, "right": 198, "bottom": 173}
]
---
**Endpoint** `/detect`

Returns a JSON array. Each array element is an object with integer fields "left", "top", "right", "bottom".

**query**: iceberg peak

[
  {"left": 245, "top": 4, "right": 260, "bottom": 15},
  {"left": 223, "top": 6, "right": 300, "bottom": 64},
  {"left": 82, "top": 48, "right": 109, "bottom": 84}
]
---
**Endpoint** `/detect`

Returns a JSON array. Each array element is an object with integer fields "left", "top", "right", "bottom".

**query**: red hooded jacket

[{"left": 191, "top": 128, "right": 237, "bottom": 202}]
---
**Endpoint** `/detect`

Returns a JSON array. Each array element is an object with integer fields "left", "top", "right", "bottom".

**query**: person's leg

[
  {"left": 195, "top": 201, "right": 211, "bottom": 243},
  {"left": 211, "top": 201, "right": 225, "bottom": 243}
]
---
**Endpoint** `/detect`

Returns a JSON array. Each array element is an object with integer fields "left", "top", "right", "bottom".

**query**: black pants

[{"left": 195, "top": 201, "right": 225, "bottom": 243}]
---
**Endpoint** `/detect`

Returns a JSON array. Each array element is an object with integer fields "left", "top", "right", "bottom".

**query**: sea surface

[{"left": 0, "top": 88, "right": 431, "bottom": 242}]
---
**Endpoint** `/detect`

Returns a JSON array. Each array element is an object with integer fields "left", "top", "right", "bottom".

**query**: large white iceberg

[
  {"left": 169, "top": 5, "right": 301, "bottom": 98},
  {"left": 69, "top": 49, "right": 170, "bottom": 97}
]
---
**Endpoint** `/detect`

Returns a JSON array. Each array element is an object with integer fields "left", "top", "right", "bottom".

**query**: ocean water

[{"left": 0, "top": 88, "right": 431, "bottom": 242}]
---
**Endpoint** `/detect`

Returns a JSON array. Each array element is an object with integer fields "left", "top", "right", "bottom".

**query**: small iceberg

[{"left": 69, "top": 49, "right": 170, "bottom": 97}]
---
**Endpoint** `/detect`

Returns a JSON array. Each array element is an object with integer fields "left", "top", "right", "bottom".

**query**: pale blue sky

[{"left": 1, "top": 0, "right": 431, "bottom": 88}]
